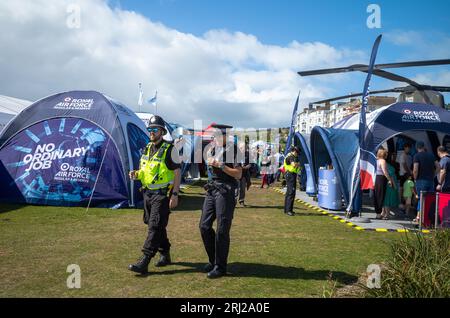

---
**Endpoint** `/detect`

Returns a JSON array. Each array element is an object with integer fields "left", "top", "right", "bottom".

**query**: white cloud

[
  {"left": 413, "top": 71, "right": 450, "bottom": 86},
  {"left": 385, "top": 30, "right": 450, "bottom": 60},
  {"left": 385, "top": 30, "right": 423, "bottom": 46},
  {"left": 0, "top": 0, "right": 367, "bottom": 128}
]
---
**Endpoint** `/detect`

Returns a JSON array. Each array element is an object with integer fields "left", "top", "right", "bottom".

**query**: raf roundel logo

[
  {"left": 403, "top": 109, "right": 412, "bottom": 115},
  {"left": 64, "top": 97, "right": 72, "bottom": 102}
]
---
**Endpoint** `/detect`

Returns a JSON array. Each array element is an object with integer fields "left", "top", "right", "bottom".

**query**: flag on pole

[
  {"left": 284, "top": 91, "right": 300, "bottom": 156},
  {"left": 347, "top": 34, "right": 382, "bottom": 213},
  {"left": 138, "top": 83, "right": 144, "bottom": 107},
  {"left": 359, "top": 34, "right": 382, "bottom": 190},
  {"left": 148, "top": 90, "right": 157, "bottom": 107}
]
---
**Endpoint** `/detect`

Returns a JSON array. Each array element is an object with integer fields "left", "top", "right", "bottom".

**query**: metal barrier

[
  {"left": 436, "top": 192, "right": 450, "bottom": 228},
  {"left": 419, "top": 191, "right": 450, "bottom": 230}
]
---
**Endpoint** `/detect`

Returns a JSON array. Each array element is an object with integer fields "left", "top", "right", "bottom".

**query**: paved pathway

[{"left": 276, "top": 187, "right": 424, "bottom": 232}]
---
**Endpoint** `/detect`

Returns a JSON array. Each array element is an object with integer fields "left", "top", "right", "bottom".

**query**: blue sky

[
  {"left": 1, "top": 0, "right": 449, "bottom": 127},
  {"left": 118, "top": 0, "right": 450, "bottom": 53},
  {"left": 117, "top": 1, "right": 449, "bottom": 38},
  {"left": 116, "top": 0, "right": 450, "bottom": 104}
]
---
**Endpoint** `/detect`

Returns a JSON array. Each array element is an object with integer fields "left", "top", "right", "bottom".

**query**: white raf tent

[{"left": 0, "top": 95, "right": 33, "bottom": 132}]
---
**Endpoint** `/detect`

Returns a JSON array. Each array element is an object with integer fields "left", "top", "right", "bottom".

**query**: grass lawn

[{"left": 0, "top": 180, "right": 399, "bottom": 298}]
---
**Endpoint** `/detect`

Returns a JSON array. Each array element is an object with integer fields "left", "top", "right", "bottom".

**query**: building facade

[{"left": 296, "top": 96, "right": 396, "bottom": 134}]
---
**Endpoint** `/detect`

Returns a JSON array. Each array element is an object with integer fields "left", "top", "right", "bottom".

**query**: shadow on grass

[
  {"left": 132, "top": 262, "right": 203, "bottom": 278},
  {"left": 135, "top": 261, "right": 357, "bottom": 284},
  {"left": 0, "top": 203, "right": 26, "bottom": 214},
  {"left": 227, "top": 262, "right": 357, "bottom": 283}
]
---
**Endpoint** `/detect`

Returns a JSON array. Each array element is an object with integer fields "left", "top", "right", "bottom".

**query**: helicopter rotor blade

[
  {"left": 298, "top": 59, "right": 450, "bottom": 77},
  {"left": 309, "top": 88, "right": 403, "bottom": 106}
]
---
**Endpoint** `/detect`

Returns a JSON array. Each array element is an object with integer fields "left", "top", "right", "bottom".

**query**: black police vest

[{"left": 208, "top": 143, "right": 239, "bottom": 186}]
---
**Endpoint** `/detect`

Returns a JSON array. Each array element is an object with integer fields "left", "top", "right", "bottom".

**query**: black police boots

[
  {"left": 207, "top": 265, "right": 226, "bottom": 279},
  {"left": 155, "top": 251, "right": 171, "bottom": 267},
  {"left": 203, "top": 263, "right": 214, "bottom": 273},
  {"left": 128, "top": 255, "right": 152, "bottom": 274}
]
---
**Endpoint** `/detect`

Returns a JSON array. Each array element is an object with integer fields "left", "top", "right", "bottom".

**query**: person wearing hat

[
  {"left": 200, "top": 125, "right": 242, "bottom": 279},
  {"left": 128, "top": 115, "right": 181, "bottom": 275},
  {"left": 283, "top": 146, "right": 300, "bottom": 216}
]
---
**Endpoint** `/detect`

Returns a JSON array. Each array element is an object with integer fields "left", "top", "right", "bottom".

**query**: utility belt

[
  {"left": 141, "top": 187, "right": 169, "bottom": 196},
  {"left": 204, "top": 180, "right": 236, "bottom": 195}
]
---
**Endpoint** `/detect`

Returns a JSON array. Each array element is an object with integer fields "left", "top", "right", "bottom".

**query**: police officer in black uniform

[
  {"left": 200, "top": 125, "right": 242, "bottom": 279},
  {"left": 128, "top": 115, "right": 181, "bottom": 275},
  {"left": 284, "top": 146, "right": 300, "bottom": 216}
]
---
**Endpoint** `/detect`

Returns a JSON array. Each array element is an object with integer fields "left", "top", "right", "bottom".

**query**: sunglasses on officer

[{"left": 147, "top": 127, "right": 161, "bottom": 134}]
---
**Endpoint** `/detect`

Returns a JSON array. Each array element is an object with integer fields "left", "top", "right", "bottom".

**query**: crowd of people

[
  {"left": 128, "top": 115, "right": 450, "bottom": 279},
  {"left": 373, "top": 141, "right": 450, "bottom": 222},
  {"left": 235, "top": 142, "right": 285, "bottom": 205}
]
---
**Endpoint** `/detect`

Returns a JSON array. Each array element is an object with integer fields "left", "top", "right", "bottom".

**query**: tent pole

[
  {"left": 86, "top": 117, "right": 117, "bottom": 212},
  {"left": 435, "top": 192, "right": 439, "bottom": 229}
]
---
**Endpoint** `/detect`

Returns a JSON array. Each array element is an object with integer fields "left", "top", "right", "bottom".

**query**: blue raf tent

[
  {"left": 309, "top": 102, "right": 450, "bottom": 211},
  {"left": 310, "top": 127, "right": 359, "bottom": 205},
  {"left": 293, "top": 132, "right": 312, "bottom": 168},
  {"left": 0, "top": 90, "right": 150, "bottom": 208},
  {"left": 292, "top": 132, "right": 316, "bottom": 194}
]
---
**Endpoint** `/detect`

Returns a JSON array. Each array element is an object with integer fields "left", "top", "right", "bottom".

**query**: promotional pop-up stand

[{"left": 0, "top": 90, "right": 149, "bottom": 208}]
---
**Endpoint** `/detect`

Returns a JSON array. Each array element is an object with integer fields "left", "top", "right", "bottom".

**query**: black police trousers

[
  {"left": 142, "top": 191, "right": 171, "bottom": 257},
  {"left": 199, "top": 186, "right": 236, "bottom": 272},
  {"left": 238, "top": 177, "right": 247, "bottom": 203},
  {"left": 284, "top": 172, "right": 297, "bottom": 213}
]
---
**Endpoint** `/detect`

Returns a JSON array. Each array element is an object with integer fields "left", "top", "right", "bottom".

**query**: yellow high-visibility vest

[
  {"left": 283, "top": 153, "right": 300, "bottom": 174},
  {"left": 137, "top": 142, "right": 175, "bottom": 190}
]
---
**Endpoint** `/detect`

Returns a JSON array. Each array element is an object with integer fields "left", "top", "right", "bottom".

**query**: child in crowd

[{"left": 402, "top": 173, "right": 418, "bottom": 218}]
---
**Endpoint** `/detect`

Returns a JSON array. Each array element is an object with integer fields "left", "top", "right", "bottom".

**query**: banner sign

[
  {"left": 0, "top": 118, "right": 125, "bottom": 206},
  {"left": 421, "top": 192, "right": 436, "bottom": 228},
  {"left": 437, "top": 192, "right": 450, "bottom": 228}
]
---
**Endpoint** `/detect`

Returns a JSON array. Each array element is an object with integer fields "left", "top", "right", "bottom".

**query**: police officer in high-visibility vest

[
  {"left": 284, "top": 146, "right": 300, "bottom": 216},
  {"left": 200, "top": 125, "right": 242, "bottom": 279},
  {"left": 128, "top": 115, "right": 181, "bottom": 275}
]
